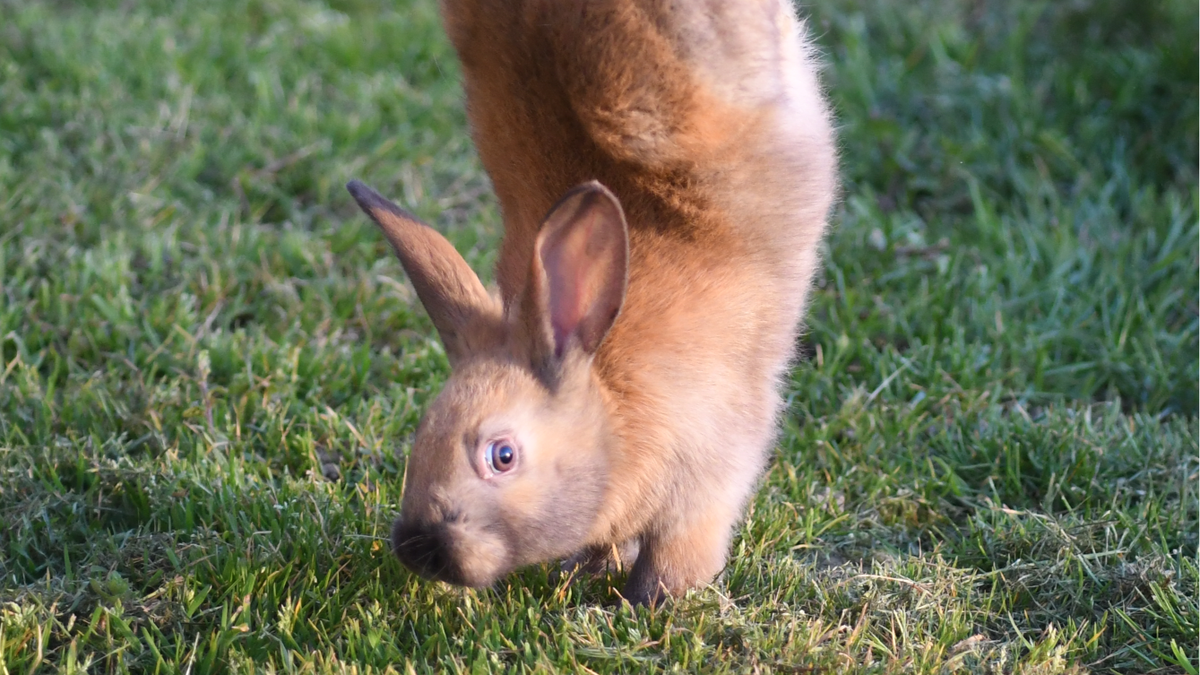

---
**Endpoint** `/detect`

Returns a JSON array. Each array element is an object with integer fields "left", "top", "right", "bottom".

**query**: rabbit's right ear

[
  {"left": 347, "top": 180, "right": 491, "bottom": 364},
  {"left": 524, "top": 182, "right": 629, "bottom": 382}
]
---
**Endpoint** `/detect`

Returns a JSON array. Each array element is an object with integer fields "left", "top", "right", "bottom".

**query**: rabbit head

[{"left": 346, "top": 179, "right": 629, "bottom": 587}]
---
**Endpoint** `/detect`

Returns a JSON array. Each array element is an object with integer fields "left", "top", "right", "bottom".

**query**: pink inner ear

[
  {"left": 536, "top": 181, "right": 628, "bottom": 359},
  {"left": 546, "top": 210, "right": 598, "bottom": 357}
]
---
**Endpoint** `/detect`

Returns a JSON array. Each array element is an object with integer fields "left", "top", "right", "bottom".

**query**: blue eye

[{"left": 485, "top": 440, "right": 517, "bottom": 474}]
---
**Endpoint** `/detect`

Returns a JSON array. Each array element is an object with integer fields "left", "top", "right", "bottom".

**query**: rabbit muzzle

[{"left": 390, "top": 513, "right": 510, "bottom": 588}]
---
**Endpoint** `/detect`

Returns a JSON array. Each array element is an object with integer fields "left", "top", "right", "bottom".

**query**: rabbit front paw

[{"left": 622, "top": 517, "right": 732, "bottom": 606}]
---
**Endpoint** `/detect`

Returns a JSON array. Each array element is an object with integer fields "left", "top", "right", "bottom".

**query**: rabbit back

[{"left": 442, "top": 0, "right": 837, "bottom": 303}]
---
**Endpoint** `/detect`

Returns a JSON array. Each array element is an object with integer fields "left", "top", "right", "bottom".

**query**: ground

[{"left": 0, "top": 0, "right": 1196, "bottom": 673}]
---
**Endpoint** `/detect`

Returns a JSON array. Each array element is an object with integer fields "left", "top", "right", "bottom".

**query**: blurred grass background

[{"left": 0, "top": 0, "right": 1196, "bottom": 672}]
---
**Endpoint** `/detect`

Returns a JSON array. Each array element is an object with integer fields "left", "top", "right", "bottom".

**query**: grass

[{"left": 0, "top": 0, "right": 1196, "bottom": 672}]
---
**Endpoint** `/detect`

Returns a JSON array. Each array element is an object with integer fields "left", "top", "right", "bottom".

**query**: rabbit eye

[{"left": 485, "top": 440, "right": 517, "bottom": 474}]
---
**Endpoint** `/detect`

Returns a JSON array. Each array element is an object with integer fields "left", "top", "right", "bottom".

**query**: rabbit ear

[
  {"left": 528, "top": 182, "right": 629, "bottom": 374},
  {"left": 347, "top": 180, "right": 491, "bottom": 363}
]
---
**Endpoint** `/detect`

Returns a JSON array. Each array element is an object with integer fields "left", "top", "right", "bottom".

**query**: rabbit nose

[{"left": 390, "top": 518, "right": 463, "bottom": 584}]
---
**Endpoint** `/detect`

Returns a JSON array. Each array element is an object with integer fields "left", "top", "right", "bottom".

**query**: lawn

[{"left": 0, "top": 0, "right": 1196, "bottom": 672}]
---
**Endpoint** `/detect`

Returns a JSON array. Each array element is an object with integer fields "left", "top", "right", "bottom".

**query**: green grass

[{"left": 0, "top": 0, "right": 1196, "bottom": 672}]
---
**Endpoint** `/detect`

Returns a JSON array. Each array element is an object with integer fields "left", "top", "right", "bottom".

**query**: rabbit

[{"left": 346, "top": 0, "right": 837, "bottom": 606}]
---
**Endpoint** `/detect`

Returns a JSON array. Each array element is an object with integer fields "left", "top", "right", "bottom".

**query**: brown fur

[{"left": 348, "top": 0, "right": 837, "bottom": 605}]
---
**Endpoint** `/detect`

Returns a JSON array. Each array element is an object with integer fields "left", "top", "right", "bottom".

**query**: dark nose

[{"left": 390, "top": 518, "right": 462, "bottom": 584}]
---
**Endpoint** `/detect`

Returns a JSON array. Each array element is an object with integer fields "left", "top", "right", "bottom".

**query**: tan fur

[{"left": 349, "top": 0, "right": 836, "bottom": 605}]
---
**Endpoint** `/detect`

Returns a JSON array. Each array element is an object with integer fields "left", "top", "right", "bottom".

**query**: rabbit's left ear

[
  {"left": 346, "top": 180, "right": 492, "bottom": 364},
  {"left": 524, "top": 182, "right": 629, "bottom": 377}
]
